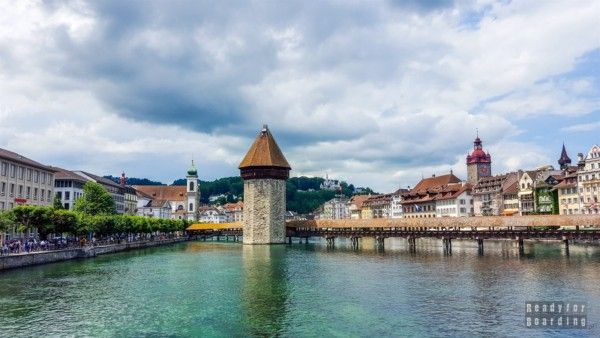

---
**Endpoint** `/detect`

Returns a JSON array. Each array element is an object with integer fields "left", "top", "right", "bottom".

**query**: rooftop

[
  {"left": 239, "top": 125, "right": 291, "bottom": 169},
  {"left": 0, "top": 147, "right": 57, "bottom": 172}
]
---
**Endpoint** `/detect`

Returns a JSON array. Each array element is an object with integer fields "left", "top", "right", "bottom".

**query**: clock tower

[{"left": 466, "top": 133, "right": 492, "bottom": 185}]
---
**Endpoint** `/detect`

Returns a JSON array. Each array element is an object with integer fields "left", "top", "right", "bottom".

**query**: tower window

[
  {"left": 189, "top": 181, "right": 194, "bottom": 191},
  {"left": 189, "top": 203, "right": 194, "bottom": 211}
]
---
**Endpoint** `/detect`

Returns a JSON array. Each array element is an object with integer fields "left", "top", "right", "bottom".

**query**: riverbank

[{"left": 0, "top": 237, "right": 188, "bottom": 271}]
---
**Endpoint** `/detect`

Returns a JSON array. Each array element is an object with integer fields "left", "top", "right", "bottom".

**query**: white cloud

[{"left": 0, "top": 0, "right": 598, "bottom": 192}]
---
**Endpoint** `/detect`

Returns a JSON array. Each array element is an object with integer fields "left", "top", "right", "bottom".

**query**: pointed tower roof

[
  {"left": 558, "top": 143, "right": 572, "bottom": 169},
  {"left": 239, "top": 125, "right": 291, "bottom": 169}
]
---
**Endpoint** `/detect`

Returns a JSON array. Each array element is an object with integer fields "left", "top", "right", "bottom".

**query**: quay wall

[{"left": 0, "top": 238, "right": 187, "bottom": 271}]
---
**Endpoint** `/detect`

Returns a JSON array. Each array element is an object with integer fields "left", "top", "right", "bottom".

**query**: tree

[
  {"left": 53, "top": 194, "right": 64, "bottom": 210},
  {"left": 0, "top": 211, "right": 16, "bottom": 233},
  {"left": 52, "top": 209, "right": 78, "bottom": 235},
  {"left": 10, "top": 205, "right": 53, "bottom": 239},
  {"left": 74, "top": 182, "right": 116, "bottom": 215}
]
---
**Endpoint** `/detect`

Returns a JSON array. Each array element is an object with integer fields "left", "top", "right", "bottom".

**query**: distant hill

[
  {"left": 103, "top": 175, "right": 165, "bottom": 186},
  {"left": 173, "top": 176, "right": 374, "bottom": 214},
  {"left": 107, "top": 174, "right": 373, "bottom": 214}
]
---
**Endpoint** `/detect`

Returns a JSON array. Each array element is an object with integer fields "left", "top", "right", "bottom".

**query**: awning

[{"left": 186, "top": 222, "right": 242, "bottom": 231}]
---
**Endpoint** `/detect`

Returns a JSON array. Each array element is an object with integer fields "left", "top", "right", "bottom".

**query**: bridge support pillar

[
  {"left": 304, "top": 237, "right": 309, "bottom": 244},
  {"left": 288, "top": 236, "right": 292, "bottom": 245},
  {"left": 563, "top": 236, "right": 570, "bottom": 256},
  {"left": 407, "top": 236, "right": 416, "bottom": 253},
  {"left": 442, "top": 237, "right": 452, "bottom": 255},
  {"left": 477, "top": 238, "right": 484, "bottom": 255},
  {"left": 517, "top": 237, "right": 524, "bottom": 255},
  {"left": 326, "top": 237, "right": 335, "bottom": 247},
  {"left": 375, "top": 236, "right": 385, "bottom": 250},
  {"left": 350, "top": 236, "right": 360, "bottom": 250}
]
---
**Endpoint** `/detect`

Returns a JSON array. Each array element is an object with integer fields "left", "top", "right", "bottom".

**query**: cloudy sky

[{"left": 0, "top": 0, "right": 598, "bottom": 192}]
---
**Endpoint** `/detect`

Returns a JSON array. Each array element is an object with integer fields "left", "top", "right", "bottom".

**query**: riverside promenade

[{"left": 0, "top": 237, "right": 188, "bottom": 271}]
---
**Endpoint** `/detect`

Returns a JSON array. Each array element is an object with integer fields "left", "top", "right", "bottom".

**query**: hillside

[{"left": 107, "top": 175, "right": 373, "bottom": 214}]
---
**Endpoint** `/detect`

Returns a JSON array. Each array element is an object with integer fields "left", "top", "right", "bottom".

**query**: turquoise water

[{"left": 1, "top": 238, "right": 600, "bottom": 337}]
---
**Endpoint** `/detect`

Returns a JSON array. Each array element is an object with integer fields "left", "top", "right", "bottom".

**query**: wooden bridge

[{"left": 186, "top": 214, "right": 600, "bottom": 255}]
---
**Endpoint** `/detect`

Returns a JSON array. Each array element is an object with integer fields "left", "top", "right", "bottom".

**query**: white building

[
  {"left": 199, "top": 208, "right": 228, "bottom": 223},
  {"left": 0, "top": 148, "right": 56, "bottom": 214},
  {"left": 222, "top": 201, "right": 243, "bottom": 223},
  {"left": 320, "top": 174, "right": 342, "bottom": 192},
  {"left": 52, "top": 168, "right": 87, "bottom": 210},
  {"left": 391, "top": 188, "right": 408, "bottom": 218},
  {"left": 319, "top": 197, "right": 350, "bottom": 219},
  {"left": 578, "top": 146, "right": 600, "bottom": 215},
  {"left": 134, "top": 161, "right": 200, "bottom": 221},
  {"left": 434, "top": 183, "right": 473, "bottom": 217},
  {"left": 0, "top": 148, "right": 57, "bottom": 241},
  {"left": 137, "top": 199, "right": 172, "bottom": 219}
]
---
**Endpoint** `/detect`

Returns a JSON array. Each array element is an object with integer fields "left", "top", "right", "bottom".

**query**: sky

[{"left": 0, "top": 0, "right": 598, "bottom": 192}]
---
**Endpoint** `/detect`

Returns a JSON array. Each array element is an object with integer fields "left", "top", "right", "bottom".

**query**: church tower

[
  {"left": 239, "top": 125, "right": 291, "bottom": 244},
  {"left": 186, "top": 160, "right": 200, "bottom": 221},
  {"left": 466, "top": 133, "right": 492, "bottom": 185},
  {"left": 558, "top": 143, "right": 572, "bottom": 170}
]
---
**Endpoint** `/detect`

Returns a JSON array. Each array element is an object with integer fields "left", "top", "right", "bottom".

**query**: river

[{"left": 0, "top": 238, "right": 599, "bottom": 337}]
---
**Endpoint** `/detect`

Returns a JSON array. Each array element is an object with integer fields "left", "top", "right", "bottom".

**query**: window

[
  {"left": 189, "top": 203, "right": 194, "bottom": 211},
  {"left": 18, "top": 185, "right": 23, "bottom": 197},
  {"left": 41, "top": 172, "right": 46, "bottom": 184},
  {"left": 34, "top": 170, "right": 39, "bottom": 183},
  {"left": 10, "top": 164, "right": 15, "bottom": 178},
  {"left": 0, "top": 182, "right": 4, "bottom": 195},
  {"left": 64, "top": 203, "right": 69, "bottom": 210},
  {"left": 0, "top": 162, "right": 6, "bottom": 176},
  {"left": 27, "top": 168, "right": 32, "bottom": 181},
  {"left": 18, "top": 166, "right": 24, "bottom": 180},
  {"left": 9, "top": 183, "right": 14, "bottom": 197},
  {"left": 65, "top": 191, "right": 70, "bottom": 200},
  {"left": 26, "top": 187, "right": 31, "bottom": 198},
  {"left": 47, "top": 190, "right": 51, "bottom": 201},
  {"left": 56, "top": 191, "right": 62, "bottom": 199},
  {"left": 189, "top": 181, "right": 195, "bottom": 191},
  {"left": 34, "top": 188, "right": 38, "bottom": 200},
  {"left": 41, "top": 189, "right": 45, "bottom": 201}
]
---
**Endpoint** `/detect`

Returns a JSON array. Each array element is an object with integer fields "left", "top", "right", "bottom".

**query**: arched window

[
  {"left": 189, "top": 203, "right": 194, "bottom": 211},
  {"left": 177, "top": 205, "right": 184, "bottom": 211},
  {"left": 189, "top": 181, "right": 195, "bottom": 191}
]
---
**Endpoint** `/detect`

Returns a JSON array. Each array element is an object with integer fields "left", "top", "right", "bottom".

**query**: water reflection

[{"left": 242, "top": 245, "right": 288, "bottom": 336}]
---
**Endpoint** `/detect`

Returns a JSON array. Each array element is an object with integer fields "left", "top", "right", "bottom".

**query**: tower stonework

[
  {"left": 239, "top": 125, "right": 291, "bottom": 244},
  {"left": 466, "top": 134, "right": 492, "bottom": 185}
]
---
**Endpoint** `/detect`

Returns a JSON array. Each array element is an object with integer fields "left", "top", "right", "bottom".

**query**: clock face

[{"left": 479, "top": 165, "right": 489, "bottom": 175}]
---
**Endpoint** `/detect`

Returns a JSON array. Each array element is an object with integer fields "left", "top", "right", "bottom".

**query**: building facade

[
  {"left": 434, "top": 183, "right": 473, "bottom": 217},
  {"left": 319, "top": 197, "right": 350, "bottom": 220},
  {"left": 402, "top": 173, "right": 462, "bottom": 218},
  {"left": 52, "top": 168, "right": 86, "bottom": 210},
  {"left": 134, "top": 162, "right": 200, "bottom": 221},
  {"left": 578, "top": 145, "right": 600, "bottom": 215},
  {"left": 472, "top": 173, "right": 518, "bottom": 216},
  {"left": 0, "top": 148, "right": 56, "bottom": 240},
  {"left": 391, "top": 188, "right": 408, "bottom": 218}
]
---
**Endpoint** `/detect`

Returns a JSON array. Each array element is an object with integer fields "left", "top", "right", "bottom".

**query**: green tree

[
  {"left": 52, "top": 209, "right": 78, "bottom": 235},
  {"left": 53, "top": 194, "right": 64, "bottom": 210},
  {"left": 74, "top": 182, "right": 116, "bottom": 215},
  {"left": 10, "top": 205, "right": 53, "bottom": 239},
  {"left": 0, "top": 211, "right": 16, "bottom": 233}
]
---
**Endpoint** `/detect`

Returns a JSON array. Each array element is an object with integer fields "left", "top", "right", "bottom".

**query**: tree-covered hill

[{"left": 107, "top": 175, "right": 373, "bottom": 214}]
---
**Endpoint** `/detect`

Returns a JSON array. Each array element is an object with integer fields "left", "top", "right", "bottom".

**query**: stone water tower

[{"left": 239, "top": 125, "right": 291, "bottom": 244}]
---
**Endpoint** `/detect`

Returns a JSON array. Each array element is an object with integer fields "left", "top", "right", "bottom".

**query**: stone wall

[
  {"left": 243, "top": 178, "right": 286, "bottom": 244},
  {"left": 0, "top": 238, "right": 187, "bottom": 271}
]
